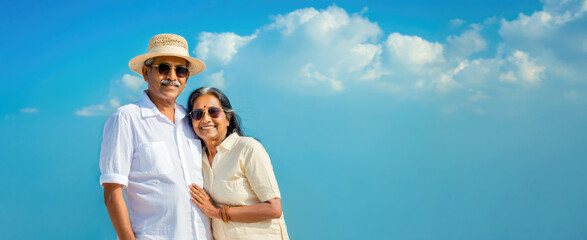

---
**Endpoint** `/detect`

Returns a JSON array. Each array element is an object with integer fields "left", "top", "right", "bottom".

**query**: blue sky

[{"left": 1, "top": 0, "right": 586, "bottom": 239}]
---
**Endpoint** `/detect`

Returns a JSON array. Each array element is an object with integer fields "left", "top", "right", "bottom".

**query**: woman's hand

[{"left": 189, "top": 183, "right": 220, "bottom": 219}]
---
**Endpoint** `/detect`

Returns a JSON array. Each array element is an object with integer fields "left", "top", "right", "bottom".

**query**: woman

[{"left": 187, "top": 87, "right": 289, "bottom": 240}]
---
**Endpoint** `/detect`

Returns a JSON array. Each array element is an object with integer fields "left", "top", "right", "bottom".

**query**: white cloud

[
  {"left": 297, "top": 63, "right": 344, "bottom": 92},
  {"left": 194, "top": 5, "right": 384, "bottom": 93},
  {"left": 109, "top": 98, "right": 121, "bottom": 109},
  {"left": 499, "top": 11, "right": 556, "bottom": 39},
  {"left": 20, "top": 108, "right": 38, "bottom": 113},
  {"left": 203, "top": 70, "right": 226, "bottom": 89},
  {"left": 500, "top": 0, "right": 586, "bottom": 40},
  {"left": 496, "top": 0, "right": 586, "bottom": 90},
  {"left": 194, "top": 32, "right": 257, "bottom": 65},
  {"left": 386, "top": 33, "right": 444, "bottom": 65},
  {"left": 76, "top": 105, "right": 106, "bottom": 116},
  {"left": 506, "top": 50, "right": 545, "bottom": 84},
  {"left": 76, "top": 73, "right": 146, "bottom": 117},
  {"left": 76, "top": 98, "right": 120, "bottom": 117},
  {"left": 304, "top": 6, "right": 350, "bottom": 36},
  {"left": 347, "top": 43, "right": 383, "bottom": 74},
  {"left": 267, "top": 7, "right": 320, "bottom": 35},
  {"left": 483, "top": 16, "right": 498, "bottom": 25},
  {"left": 360, "top": 58, "right": 392, "bottom": 81},
  {"left": 450, "top": 18, "right": 466, "bottom": 26},
  {"left": 432, "top": 61, "right": 466, "bottom": 92},
  {"left": 121, "top": 74, "right": 144, "bottom": 91},
  {"left": 542, "top": 0, "right": 587, "bottom": 19},
  {"left": 185, "top": 3, "right": 586, "bottom": 103},
  {"left": 499, "top": 71, "right": 517, "bottom": 82},
  {"left": 446, "top": 25, "right": 487, "bottom": 58}
]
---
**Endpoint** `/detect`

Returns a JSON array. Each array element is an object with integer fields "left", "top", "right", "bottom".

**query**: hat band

[{"left": 148, "top": 45, "right": 189, "bottom": 57}]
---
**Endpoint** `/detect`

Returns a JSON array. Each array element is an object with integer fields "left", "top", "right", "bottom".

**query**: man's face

[{"left": 143, "top": 56, "right": 190, "bottom": 102}]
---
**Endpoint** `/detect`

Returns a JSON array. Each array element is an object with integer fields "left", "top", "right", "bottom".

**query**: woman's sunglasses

[
  {"left": 151, "top": 63, "right": 190, "bottom": 78},
  {"left": 189, "top": 107, "right": 224, "bottom": 121}
]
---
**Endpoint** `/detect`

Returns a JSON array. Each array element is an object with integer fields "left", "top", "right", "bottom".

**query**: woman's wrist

[
  {"left": 215, "top": 207, "right": 222, "bottom": 219},
  {"left": 220, "top": 206, "right": 231, "bottom": 222}
]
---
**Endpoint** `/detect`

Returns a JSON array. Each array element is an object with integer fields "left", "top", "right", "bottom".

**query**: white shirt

[{"left": 100, "top": 91, "right": 212, "bottom": 240}]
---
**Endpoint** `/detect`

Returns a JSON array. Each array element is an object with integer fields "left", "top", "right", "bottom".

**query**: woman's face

[{"left": 190, "top": 94, "right": 230, "bottom": 144}]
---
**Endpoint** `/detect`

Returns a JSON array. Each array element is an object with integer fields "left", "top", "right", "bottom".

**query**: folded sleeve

[
  {"left": 99, "top": 112, "right": 133, "bottom": 187},
  {"left": 243, "top": 140, "right": 281, "bottom": 202}
]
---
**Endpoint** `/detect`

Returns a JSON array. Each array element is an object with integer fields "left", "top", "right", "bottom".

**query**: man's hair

[
  {"left": 143, "top": 57, "right": 190, "bottom": 68},
  {"left": 144, "top": 58, "right": 154, "bottom": 66}
]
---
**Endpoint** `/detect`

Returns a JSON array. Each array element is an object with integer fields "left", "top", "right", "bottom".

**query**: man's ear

[{"left": 142, "top": 65, "right": 149, "bottom": 82}]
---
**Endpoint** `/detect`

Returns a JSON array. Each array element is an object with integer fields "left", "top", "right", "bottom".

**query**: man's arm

[{"left": 103, "top": 183, "right": 135, "bottom": 240}]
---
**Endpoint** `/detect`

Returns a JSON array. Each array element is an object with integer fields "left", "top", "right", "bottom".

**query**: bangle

[{"left": 220, "top": 206, "right": 231, "bottom": 222}]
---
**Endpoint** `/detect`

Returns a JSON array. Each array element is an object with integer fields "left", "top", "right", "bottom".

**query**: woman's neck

[{"left": 204, "top": 134, "right": 228, "bottom": 165}]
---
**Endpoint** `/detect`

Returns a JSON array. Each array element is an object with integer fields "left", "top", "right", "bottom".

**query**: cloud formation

[
  {"left": 202, "top": 70, "right": 226, "bottom": 89},
  {"left": 76, "top": 74, "right": 145, "bottom": 117},
  {"left": 188, "top": 1, "right": 586, "bottom": 102},
  {"left": 446, "top": 25, "right": 487, "bottom": 58},
  {"left": 386, "top": 33, "right": 444, "bottom": 65},
  {"left": 80, "top": 1, "right": 587, "bottom": 116},
  {"left": 194, "top": 32, "right": 257, "bottom": 65}
]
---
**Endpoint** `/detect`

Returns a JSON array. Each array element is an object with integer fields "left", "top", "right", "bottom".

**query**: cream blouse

[{"left": 201, "top": 133, "right": 289, "bottom": 240}]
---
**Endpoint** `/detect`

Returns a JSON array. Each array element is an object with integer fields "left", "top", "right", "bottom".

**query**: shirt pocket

[
  {"left": 223, "top": 178, "right": 246, "bottom": 192},
  {"left": 220, "top": 177, "right": 254, "bottom": 205},
  {"left": 137, "top": 141, "right": 173, "bottom": 174}
]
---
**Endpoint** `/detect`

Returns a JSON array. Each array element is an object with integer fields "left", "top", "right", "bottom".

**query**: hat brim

[{"left": 128, "top": 53, "right": 205, "bottom": 77}]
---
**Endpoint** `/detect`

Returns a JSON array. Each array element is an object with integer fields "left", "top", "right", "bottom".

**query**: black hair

[{"left": 187, "top": 87, "right": 244, "bottom": 137}]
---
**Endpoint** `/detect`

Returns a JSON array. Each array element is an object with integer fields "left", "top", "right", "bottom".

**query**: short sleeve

[
  {"left": 243, "top": 140, "right": 281, "bottom": 202},
  {"left": 99, "top": 112, "right": 133, "bottom": 187}
]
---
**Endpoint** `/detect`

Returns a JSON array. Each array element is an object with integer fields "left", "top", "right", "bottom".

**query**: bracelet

[{"left": 220, "top": 206, "right": 231, "bottom": 222}]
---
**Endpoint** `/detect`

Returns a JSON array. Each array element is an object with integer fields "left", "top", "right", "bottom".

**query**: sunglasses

[
  {"left": 189, "top": 107, "right": 224, "bottom": 121},
  {"left": 151, "top": 63, "right": 190, "bottom": 78}
]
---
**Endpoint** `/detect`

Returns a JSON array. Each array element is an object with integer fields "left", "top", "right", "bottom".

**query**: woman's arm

[
  {"left": 189, "top": 184, "right": 282, "bottom": 222},
  {"left": 103, "top": 183, "right": 135, "bottom": 240}
]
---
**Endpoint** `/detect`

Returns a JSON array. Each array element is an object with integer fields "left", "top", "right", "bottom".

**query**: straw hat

[{"left": 128, "top": 33, "right": 205, "bottom": 76}]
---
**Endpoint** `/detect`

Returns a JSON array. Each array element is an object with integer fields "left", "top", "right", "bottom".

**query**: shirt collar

[
  {"left": 218, "top": 132, "right": 240, "bottom": 151},
  {"left": 138, "top": 90, "right": 187, "bottom": 120}
]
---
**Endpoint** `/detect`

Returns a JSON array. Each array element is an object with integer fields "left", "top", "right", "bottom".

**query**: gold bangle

[{"left": 221, "top": 206, "right": 231, "bottom": 222}]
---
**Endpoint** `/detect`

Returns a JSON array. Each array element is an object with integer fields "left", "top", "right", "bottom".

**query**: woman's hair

[{"left": 187, "top": 87, "right": 244, "bottom": 137}]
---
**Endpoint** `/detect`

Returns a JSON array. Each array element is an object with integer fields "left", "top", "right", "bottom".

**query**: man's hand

[{"left": 103, "top": 183, "right": 135, "bottom": 240}]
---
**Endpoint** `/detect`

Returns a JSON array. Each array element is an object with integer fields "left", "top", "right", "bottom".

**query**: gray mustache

[{"left": 160, "top": 79, "right": 181, "bottom": 87}]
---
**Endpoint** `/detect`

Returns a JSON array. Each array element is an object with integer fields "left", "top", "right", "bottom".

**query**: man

[{"left": 99, "top": 34, "right": 212, "bottom": 240}]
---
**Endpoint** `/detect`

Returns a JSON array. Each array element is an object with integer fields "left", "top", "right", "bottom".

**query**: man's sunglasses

[
  {"left": 151, "top": 63, "right": 190, "bottom": 78},
  {"left": 189, "top": 107, "right": 224, "bottom": 121}
]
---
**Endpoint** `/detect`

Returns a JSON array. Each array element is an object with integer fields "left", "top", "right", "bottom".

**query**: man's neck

[{"left": 147, "top": 91, "right": 177, "bottom": 124}]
